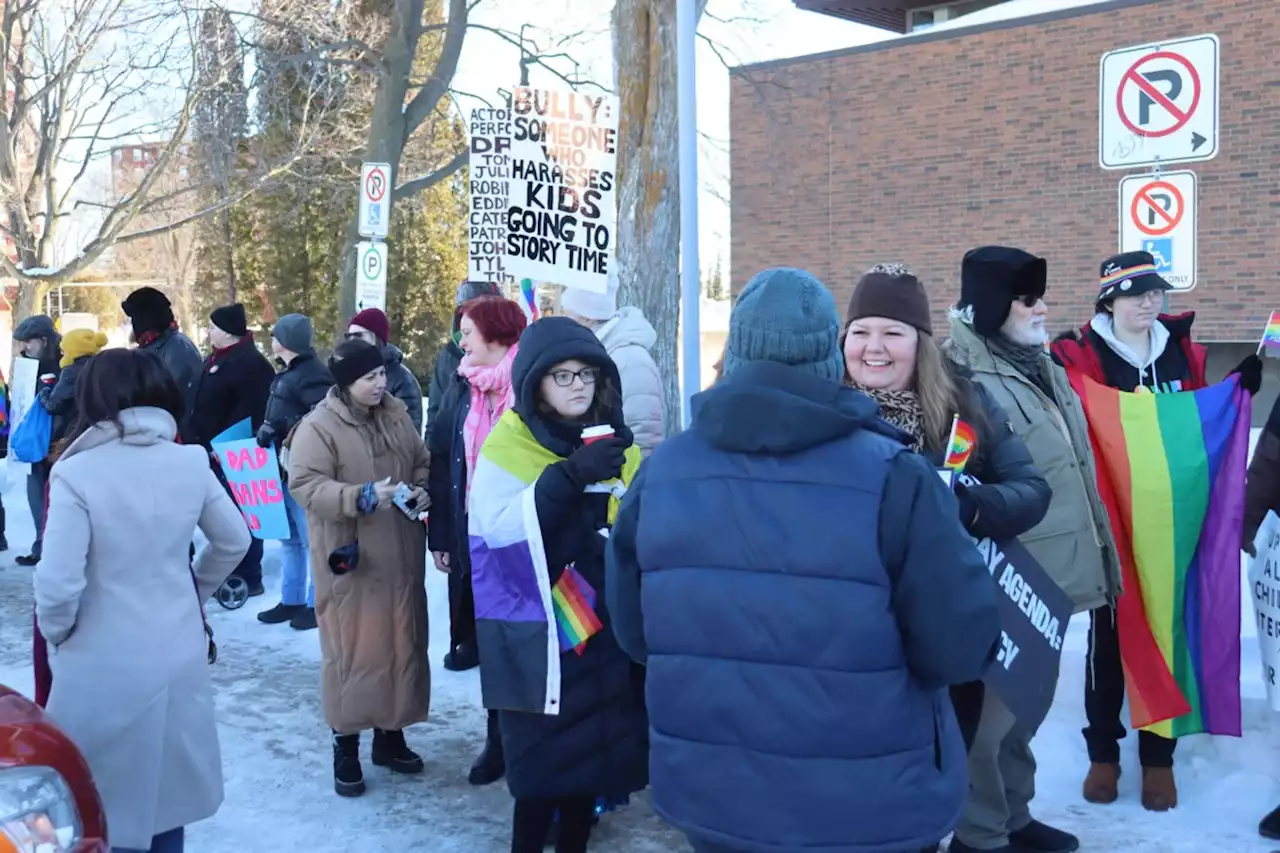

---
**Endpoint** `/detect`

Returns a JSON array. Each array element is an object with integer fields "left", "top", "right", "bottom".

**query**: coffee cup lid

[{"left": 581, "top": 425, "right": 614, "bottom": 439}]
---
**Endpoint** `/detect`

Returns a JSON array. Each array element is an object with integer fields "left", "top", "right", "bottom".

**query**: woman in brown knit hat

[{"left": 842, "top": 263, "right": 1050, "bottom": 800}]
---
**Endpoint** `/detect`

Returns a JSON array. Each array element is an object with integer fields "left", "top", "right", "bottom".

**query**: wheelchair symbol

[{"left": 1143, "top": 239, "right": 1173, "bottom": 272}]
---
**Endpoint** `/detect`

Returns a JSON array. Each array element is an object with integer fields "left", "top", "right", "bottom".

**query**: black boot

[
  {"left": 1261, "top": 804, "right": 1280, "bottom": 839},
  {"left": 289, "top": 607, "right": 318, "bottom": 631},
  {"left": 257, "top": 603, "right": 304, "bottom": 625},
  {"left": 372, "top": 728, "right": 424, "bottom": 774},
  {"left": 469, "top": 709, "right": 505, "bottom": 786},
  {"left": 1009, "top": 820, "right": 1080, "bottom": 853},
  {"left": 444, "top": 640, "right": 479, "bottom": 672},
  {"left": 332, "top": 731, "right": 365, "bottom": 797}
]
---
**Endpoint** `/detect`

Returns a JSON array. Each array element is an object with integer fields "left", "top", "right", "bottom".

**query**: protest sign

[
  {"left": 975, "top": 536, "right": 1073, "bottom": 730},
  {"left": 8, "top": 358, "right": 39, "bottom": 475},
  {"left": 469, "top": 106, "right": 515, "bottom": 285},
  {"left": 504, "top": 86, "right": 620, "bottom": 293},
  {"left": 213, "top": 417, "right": 252, "bottom": 445},
  {"left": 214, "top": 438, "right": 290, "bottom": 540},
  {"left": 1249, "top": 510, "right": 1280, "bottom": 711}
]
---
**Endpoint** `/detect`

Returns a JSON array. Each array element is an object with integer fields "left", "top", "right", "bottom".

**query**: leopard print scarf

[{"left": 851, "top": 384, "right": 926, "bottom": 447}]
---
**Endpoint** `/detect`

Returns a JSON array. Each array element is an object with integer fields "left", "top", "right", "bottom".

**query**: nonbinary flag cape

[
  {"left": 1076, "top": 374, "right": 1249, "bottom": 737},
  {"left": 468, "top": 409, "right": 640, "bottom": 715}
]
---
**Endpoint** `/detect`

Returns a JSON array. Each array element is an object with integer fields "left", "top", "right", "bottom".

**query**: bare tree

[
  {"left": 612, "top": 0, "right": 707, "bottom": 437},
  {"left": 0, "top": 0, "right": 328, "bottom": 320}
]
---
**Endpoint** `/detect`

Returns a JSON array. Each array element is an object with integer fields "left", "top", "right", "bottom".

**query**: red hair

[{"left": 461, "top": 295, "right": 527, "bottom": 347}]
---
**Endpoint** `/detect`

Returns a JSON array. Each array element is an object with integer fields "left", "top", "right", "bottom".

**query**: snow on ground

[{"left": 2, "top": 434, "right": 1280, "bottom": 851}]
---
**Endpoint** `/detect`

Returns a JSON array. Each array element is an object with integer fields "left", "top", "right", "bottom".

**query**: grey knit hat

[
  {"left": 721, "top": 267, "right": 844, "bottom": 383},
  {"left": 272, "top": 313, "right": 314, "bottom": 354}
]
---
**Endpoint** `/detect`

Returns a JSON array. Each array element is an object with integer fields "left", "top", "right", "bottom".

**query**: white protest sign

[
  {"left": 8, "top": 357, "right": 38, "bottom": 475},
  {"left": 504, "top": 87, "right": 619, "bottom": 294},
  {"left": 469, "top": 107, "right": 514, "bottom": 285},
  {"left": 1249, "top": 510, "right": 1280, "bottom": 711}
]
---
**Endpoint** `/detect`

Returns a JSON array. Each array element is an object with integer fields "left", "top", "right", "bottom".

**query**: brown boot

[
  {"left": 1141, "top": 766, "right": 1178, "bottom": 811},
  {"left": 1082, "top": 761, "right": 1121, "bottom": 804}
]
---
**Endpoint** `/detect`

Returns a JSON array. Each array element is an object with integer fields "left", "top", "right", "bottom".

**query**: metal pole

[{"left": 677, "top": 0, "right": 701, "bottom": 428}]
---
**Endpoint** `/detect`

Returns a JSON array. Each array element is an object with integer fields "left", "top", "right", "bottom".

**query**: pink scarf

[{"left": 459, "top": 343, "right": 518, "bottom": 503}]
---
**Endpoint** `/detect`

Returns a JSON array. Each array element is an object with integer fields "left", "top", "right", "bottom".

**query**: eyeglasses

[
  {"left": 1015, "top": 294, "right": 1043, "bottom": 308},
  {"left": 548, "top": 367, "right": 599, "bottom": 387}
]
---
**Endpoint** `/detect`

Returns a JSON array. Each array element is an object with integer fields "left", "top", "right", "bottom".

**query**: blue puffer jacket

[{"left": 606, "top": 361, "right": 1001, "bottom": 853}]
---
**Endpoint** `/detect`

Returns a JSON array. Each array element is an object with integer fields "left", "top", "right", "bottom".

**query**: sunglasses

[
  {"left": 548, "top": 367, "right": 599, "bottom": 388},
  {"left": 1014, "top": 294, "right": 1043, "bottom": 308}
]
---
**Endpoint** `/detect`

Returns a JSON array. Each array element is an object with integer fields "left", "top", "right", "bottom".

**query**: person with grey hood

[
  {"left": 346, "top": 307, "right": 423, "bottom": 434},
  {"left": 941, "top": 246, "right": 1122, "bottom": 853},
  {"left": 256, "top": 314, "right": 332, "bottom": 631},
  {"left": 12, "top": 314, "right": 62, "bottom": 565},
  {"left": 427, "top": 280, "right": 502, "bottom": 428},
  {"left": 561, "top": 270, "right": 664, "bottom": 455}
]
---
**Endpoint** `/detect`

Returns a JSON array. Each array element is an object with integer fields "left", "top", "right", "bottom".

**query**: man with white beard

[{"left": 940, "top": 246, "right": 1121, "bottom": 853}]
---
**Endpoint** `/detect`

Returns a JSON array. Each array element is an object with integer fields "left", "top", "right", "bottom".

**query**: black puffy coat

[
  {"left": 497, "top": 317, "right": 649, "bottom": 800},
  {"left": 187, "top": 337, "right": 276, "bottom": 447},
  {"left": 38, "top": 356, "right": 85, "bottom": 443},
  {"left": 426, "top": 340, "right": 463, "bottom": 429},
  {"left": 139, "top": 329, "right": 203, "bottom": 416},
  {"left": 384, "top": 344, "right": 423, "bottom": 435},
  {"left": 426, "top": 371, "right": 471, "bottom": 570},
  {"left": 262, "top": 352, "right": 332, "bottom": 442}
]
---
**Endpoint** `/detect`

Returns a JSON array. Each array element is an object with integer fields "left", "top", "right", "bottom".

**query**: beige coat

[
  {"left": 35, "top": 407, "right": 250, "bottom": 850},
  {"left": 288, "top": 389, "right": 431, "bottom": 733},
  {"left": 944, "top": 316, "right": 1123, "bottom": 612}
]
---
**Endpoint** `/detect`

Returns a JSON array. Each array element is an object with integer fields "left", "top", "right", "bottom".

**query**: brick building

[
  {"left": 108, "top": 142, "right": 194, "bottom": 277},
  {"left": 731, "top": 0, "right": 1280, "bottom": 396}
]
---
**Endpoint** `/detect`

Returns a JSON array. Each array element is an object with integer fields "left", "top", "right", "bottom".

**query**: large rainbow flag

[{"left": 1076, "top": 374, "right": 1248, "bottom": 737}]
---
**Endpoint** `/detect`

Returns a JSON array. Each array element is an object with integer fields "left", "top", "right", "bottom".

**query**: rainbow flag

[
  {"left": 1261, "top": 311, "right": 1280, "bottom": 351},
  {"left": 519, "top": 278, "right": 540, "bottom": 324},
  {"left": 945, "top": 417, "right": 977, "bottom": 471},
  {"left": 552, "top": 565, "right": 603, "bottom": 655},
  {"left": 1076, "top": 374, "right": 1248, "bottom": 737}
]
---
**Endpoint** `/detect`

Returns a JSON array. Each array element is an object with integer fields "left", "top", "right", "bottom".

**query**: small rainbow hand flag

[
  {"left": 1259, "top": 311, "right": 1280, "bottom": 353},
  {"left": 519, "top": 278, "right": 540, "bottom": 324},
  {"left": 944, "top": 415, "right": 977, "bottom": 471},
  {"left": 552, "top": 564, "right": 603, "bottom": 656}
]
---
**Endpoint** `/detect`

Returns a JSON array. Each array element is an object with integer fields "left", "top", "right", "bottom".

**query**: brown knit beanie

[{"left": 845, "top": 263, "right": 933, "bottom": 335}]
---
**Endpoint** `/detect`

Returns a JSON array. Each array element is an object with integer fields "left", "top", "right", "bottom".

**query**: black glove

[
  {"left": 1232, "top": 354, "right": 1263, "bottom": 396},
  {"left": 560, "top": 437, "right": 628, "bottom": 487},
  {"left": 954, "top": 481, "right": 980, "bottom": 532},
  {"left": 256, "top": 422, "right": 277, "bottom": 449}
]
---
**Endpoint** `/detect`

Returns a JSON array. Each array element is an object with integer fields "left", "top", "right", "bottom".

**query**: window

[
  {"left": 179, "top": 165, "right": 189, "bottom": 180},
  {"left": 909, "top": 0, "right": 1005, "bottom": 32},
  {"left": 132, "top": 147, "right": 142, "bottom": 160}
]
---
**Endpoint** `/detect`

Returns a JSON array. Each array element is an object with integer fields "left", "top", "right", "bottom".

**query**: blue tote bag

[{"left": 11, "top": 404, "right": 52, "bottom": 463}]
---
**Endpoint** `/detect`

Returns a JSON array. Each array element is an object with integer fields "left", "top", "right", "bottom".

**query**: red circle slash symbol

[
  {"left": 1117, "top": 51, "right": 1201, "bottom": 138},
  {"left": 364, "top": 167, "right": 387, "bottom": 203},
  {"left": 1130, "top": 180, "right": 1184, "bottom": 237}
]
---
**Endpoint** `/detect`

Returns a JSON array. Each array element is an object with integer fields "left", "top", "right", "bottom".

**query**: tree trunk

[
  {"left": 611, "top": 0, "right": 705, "bottom": 438},
  {"left": 220, "top": 207, "right": 236, "bottom": 303}
]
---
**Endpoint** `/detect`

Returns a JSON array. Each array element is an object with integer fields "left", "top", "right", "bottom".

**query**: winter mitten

[
  {"left": 255, "top": 422, "right": 277, "bottom": 448},
  {"left": 1231, "top": 354, "right": 1263, "bottom": 396},
  {"left": 560, "top": 437, "right": 628, "bottom": 487}
]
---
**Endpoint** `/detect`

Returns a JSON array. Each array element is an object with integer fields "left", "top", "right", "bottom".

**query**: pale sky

[{"left": 451, "top": 0, "right": 887, "bottom": 275}]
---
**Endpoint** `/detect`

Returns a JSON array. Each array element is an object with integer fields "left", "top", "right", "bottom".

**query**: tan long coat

[{"left": 288, "top": 390, "right": 431, "bottom": 733}]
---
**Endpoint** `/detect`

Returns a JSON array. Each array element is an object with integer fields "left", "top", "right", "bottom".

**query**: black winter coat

[
  {"left": 140, "top": 329, "right": 203, "bottom": 416},
  {"left": 497, "top": 317, "right": 649, "bottom": 800},
  {"left": 923, "top": 377, "right": 1051, "bottom": 543},
  {"left": 263, "top": 352, "right": 332, "bottom": 442},
  {"left": 38, "top": 356, "right": 85, "bottom": 443},
  {"left": 187, "top": 337, "right": 276, "bottom": 447},
  {"left": 426, "top": 340, "right": 463, "bottom": 429},
  {"left": 384, "top": 344, "right": 423, "bottom": 434},
  {"left": 426, "top": 372, "right": 472, "bottom": 570}
]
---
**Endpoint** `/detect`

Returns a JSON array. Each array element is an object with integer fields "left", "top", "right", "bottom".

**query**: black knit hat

[
  {"left": 845, "top": 263, "right": 932, "bottom": 335},
  {"left": 512, "top": 317, "right": 624, "bottom": 431},
  {"left": 211, "top": 303, "right": 248, "bottom": 337},
  {"left": 959, "top": 246, "right": 1047, "bottom": 337},
  {"left": 121, "top": 286, "right": 175, "bottom": 336},
  {"left": 329, "top": 340, "right": 385, "bottom": 388}
]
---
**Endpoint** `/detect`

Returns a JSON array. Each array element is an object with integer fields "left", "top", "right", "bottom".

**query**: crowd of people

[{"left": 9, "top": 250, "right": 1280, "bottom": 853}]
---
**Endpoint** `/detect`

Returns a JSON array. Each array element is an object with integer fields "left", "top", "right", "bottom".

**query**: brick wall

[{"left": 730, "top": 0, "right": 1280, "bottom": 341}]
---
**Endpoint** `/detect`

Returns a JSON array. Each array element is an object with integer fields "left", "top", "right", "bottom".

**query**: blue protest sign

[
  {"left": 213, "top": 438, "right": 290, "bottom": 540},
  {"left": 212, "top": 417, "right": 253, "bottom": 445}
]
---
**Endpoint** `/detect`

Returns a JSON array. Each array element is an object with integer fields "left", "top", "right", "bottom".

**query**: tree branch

[
  {"left": 393, "top": 148, "right": 466, "bottom": 200},
  {"left": 403, "top": 0, "right": 469, "bottom": 134}
]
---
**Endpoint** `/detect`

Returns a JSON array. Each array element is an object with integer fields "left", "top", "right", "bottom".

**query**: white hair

[
  {"left": 865, "top": 262, "right": 914, "bottom": 277},
  {"left": 949, "top": 303, "right": 975, "bottom": 325}
]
